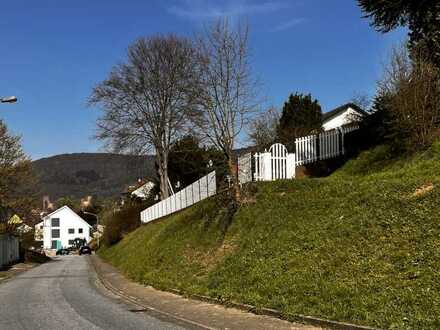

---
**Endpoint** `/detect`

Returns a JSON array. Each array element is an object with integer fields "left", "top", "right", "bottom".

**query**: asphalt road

[{"left": 0, "top": 255, "right": 191, "bottom": 330}]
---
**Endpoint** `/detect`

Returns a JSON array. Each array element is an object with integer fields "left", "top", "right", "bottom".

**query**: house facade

[
  {"left": 38, "top": 206, "right": 92, "bottom": 250},
  {"left": 131, "top": 181, "right": 155, "bottom": 199},
  {"left": 322, "top": 103, "right": 366, "bottom": 131}
]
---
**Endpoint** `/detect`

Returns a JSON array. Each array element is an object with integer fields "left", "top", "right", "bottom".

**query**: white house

[
  {"left": 131, "top": 181, "right": 155, "bottom": 200},
  {"left": 38, "top": 205, "right": 93, "bottom": 251},
  {"left": 322, "top": 103, "right": 367, "bottom": 131}
]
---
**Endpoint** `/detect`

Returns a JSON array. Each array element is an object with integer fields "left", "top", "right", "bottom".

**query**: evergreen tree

[
  {"left": 168, "top": 135, "right": 227, "bottom": 189},
  {"left": 277, "top": 93, "right": 322, "bottom": 150},
  {"left": 358, "top": 0, "right": 440, "bottom": 66}
]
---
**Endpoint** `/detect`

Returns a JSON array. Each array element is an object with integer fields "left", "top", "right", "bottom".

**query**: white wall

[
  {"left": 42, "top": 207, "right": 92, "bottom": 250},
  {"left": 141, "top": 171, "right": 216, "bottom": 224},
  {"left": 323, "top": 107, "right": 360, "bottom": 131}
]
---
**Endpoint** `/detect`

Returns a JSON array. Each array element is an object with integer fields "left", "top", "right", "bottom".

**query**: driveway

[{"left": 0, "top": 255, "right": 191, "bottom": 330}]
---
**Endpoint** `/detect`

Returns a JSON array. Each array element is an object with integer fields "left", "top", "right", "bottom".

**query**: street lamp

[{"left": 0, "top": 96, "right": 17, "bottom": 103}]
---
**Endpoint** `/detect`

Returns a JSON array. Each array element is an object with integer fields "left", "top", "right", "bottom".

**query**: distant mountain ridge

[{"left": 33, "top": 153, "right": 156, "bottom": 200}]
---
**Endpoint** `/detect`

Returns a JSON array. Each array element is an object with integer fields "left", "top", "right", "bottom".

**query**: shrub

[
  {"left": 102, "top": 201, "right": 148, "bottom": 246},
  {"left": 377, "top": 45, "right": 440, "bottom": 151}
]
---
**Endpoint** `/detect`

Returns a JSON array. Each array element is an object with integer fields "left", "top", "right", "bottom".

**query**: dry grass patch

[
  {"left": 184, "top": 240, "right": 237, "bottom": 273},
  {"left": 412, "top": 182, "right": 434, "bottom": 197}
]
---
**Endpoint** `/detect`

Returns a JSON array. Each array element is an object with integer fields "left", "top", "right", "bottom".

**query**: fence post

[{"left": 341, "top": 127, "right": 345, "bottom": 155}]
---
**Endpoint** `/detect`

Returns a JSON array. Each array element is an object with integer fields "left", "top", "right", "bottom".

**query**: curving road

[{"left": 0, "top": 255, "right": 191, "bottom": 330}]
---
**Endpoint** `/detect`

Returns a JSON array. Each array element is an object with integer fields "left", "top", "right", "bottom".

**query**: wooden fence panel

[{"left": 0, "top": 234, "right": 19, "bottom": 268}]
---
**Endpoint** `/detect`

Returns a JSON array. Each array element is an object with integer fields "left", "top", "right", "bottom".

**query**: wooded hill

[{"left": 32, "top": 153, "right": 156, "bottom": 200}]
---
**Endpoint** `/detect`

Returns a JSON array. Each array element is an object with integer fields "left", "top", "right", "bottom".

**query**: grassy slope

[{"left": 100, "top": 143, "right": 440, "bottom": 329}]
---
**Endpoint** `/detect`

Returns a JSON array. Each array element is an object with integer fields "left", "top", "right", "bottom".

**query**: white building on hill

[
  {"left": 322, "top": 103, "right": 367, "bottom": 131},
  {"left": 35, "top": 205, "right": 92, "bottom": 251}
]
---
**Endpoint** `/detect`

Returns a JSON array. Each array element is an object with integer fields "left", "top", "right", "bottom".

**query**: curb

[
  {"left": 89, "top": 257, "right": 216, "bottom": 330},
  {"left": 0, "top": 274, "right": 12, "bottom": 284},
  {"left": 167, "top": 290, "right": 379, "bottom": 330},
  {"left": 92, "top": 256, "right": 380, "bottom": 330},
  {"left": 0, "top": 263, "right": 41, "bottom": 285}
]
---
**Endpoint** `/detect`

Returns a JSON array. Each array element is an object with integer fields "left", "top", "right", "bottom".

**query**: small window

[
  {"left": 68, "top": 228, "right": 75, "bottom": 234},
  {"left": 40, "top": 225, "right": 43, "bottom": 229},
  {"left": 68, "top": 239, "right": 75, "bottom": 245},
  {"left": 51, "top": 218, "right": 60, "bottom": 227},
  {"left": 78, "top": 228, "right": 83, "bottom": 234},
  {"left": 52, "top": 229, "right": 60, "bottom": 238},
  {"left": 51, "top": 240, "right": 58, "bottom": 249}
]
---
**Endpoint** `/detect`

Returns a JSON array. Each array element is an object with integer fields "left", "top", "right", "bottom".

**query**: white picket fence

[
  {"left": 295, "top": 135, "right": 318, "bottom": 166},
  {"left": 249, "top": 125, "right": 359, "bottom": 182},
  {"left": 0, "top": 234, "right": 19, "bottom": 268},
  {"left": 296, "top": 125, "right": 358, "bottom": 166},
  {"left": 140, "top": 171, "right": 216, "bottom": 224}
]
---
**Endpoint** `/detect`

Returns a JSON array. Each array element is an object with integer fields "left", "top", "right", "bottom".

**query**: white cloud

[
  {"left": 167, "top": 0, "right": 290, "bottom": 20},
  {"left": 270, "top": 18, "right": 305, "bottom": 32}
]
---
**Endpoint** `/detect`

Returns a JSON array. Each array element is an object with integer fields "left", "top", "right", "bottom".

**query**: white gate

[
  {"left": 269, "top": 143, "right": 288, "bottom": 180},
  {"left": 254, "top": 144, "right": 295, "bottom": 181}
]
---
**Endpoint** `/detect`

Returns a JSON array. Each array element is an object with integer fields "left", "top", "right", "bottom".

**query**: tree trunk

[
  {"left": 157, "top": 151, "right": 170, "bottom": 200},
  {"left": 228, "top": 158, "right": 240, "bottom": 202}
]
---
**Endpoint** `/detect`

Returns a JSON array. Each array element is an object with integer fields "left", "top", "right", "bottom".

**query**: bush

[
  {"left": 376, "top": 45, "right": 440, "bottom": 151},
  {"left": 102, "top": 202, "right": 148, "bottom": 246}
]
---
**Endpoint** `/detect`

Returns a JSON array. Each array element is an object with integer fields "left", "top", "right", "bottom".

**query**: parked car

[
  {"left": 79, "top": 246, "right": 92, "bottom": 255},
  {"left": 56, "top": 248, "right": 70, "bottom": 255}
]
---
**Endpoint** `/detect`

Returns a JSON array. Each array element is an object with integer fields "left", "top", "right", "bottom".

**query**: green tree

[
  {"left": 0, "top": 120, "right": 38, "bottom": 233},
  {"left": 358, "top": 0, "right": 440, "bottom": 66},
  {"left": 168, "top": 135, "right": 227, "bottom": 188},
  {"left": 55, "top": 196, "right": 78, "bottom": 211},
  {"left": 277, "top": 93, "right": 322, "bottom": 151}
]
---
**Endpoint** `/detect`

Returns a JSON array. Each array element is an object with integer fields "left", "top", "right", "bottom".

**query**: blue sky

[{"left": 0, "top": 0, "right": 406, "bottom": 160}]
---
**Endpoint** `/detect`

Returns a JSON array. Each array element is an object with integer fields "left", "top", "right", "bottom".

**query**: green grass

[{"left": 100, "top": 143, "right": 440, "bottom": 329}]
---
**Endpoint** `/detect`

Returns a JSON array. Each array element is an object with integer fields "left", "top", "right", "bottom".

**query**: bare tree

[
  {"left": 378, "top": 43, "right": 440, "bottom": 148},
  {"left": 197, "top": 19, "right": 259, "bottom": 201},
  {"left": 248, "top": 107, "right": 279, "bottom": 150},
  {"left": 89, "top": 36, "right": 203, "bottom": 200},
  {"left": 350, "top": 92, "right": 371, "bottom": 111}
]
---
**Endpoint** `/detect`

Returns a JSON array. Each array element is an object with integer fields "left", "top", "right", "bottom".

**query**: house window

[
  {"left": 51, "top": 240, "right": 58, "bottom": 249},
  {"left": 68, "top": 228, "right": 75, "bottom": 234},
  {"left": 40, "top": 225, "right": 43, "bottom": 229},
  {"left": 52, "top": 229, "right": 60, "bottom": 238},
  {"left": 51, "top": 218, "right": 60, "bottom": 227},
  {"left": 79, "top": 228, "right": 83, "bottom": 234},
  {"left": 68, "top": 239, "right": 75, "bottom": 245}
]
